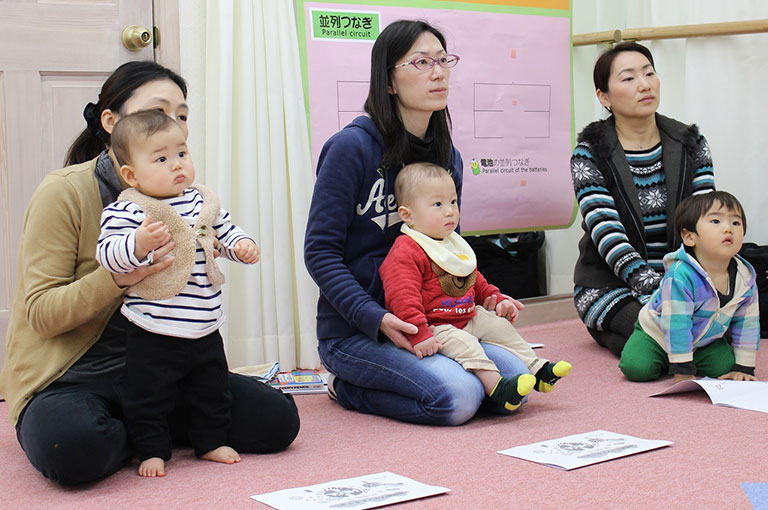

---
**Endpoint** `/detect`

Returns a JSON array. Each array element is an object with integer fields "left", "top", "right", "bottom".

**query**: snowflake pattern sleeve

[
  {"left": 571, "top": 142, "right": 661, "bottom": 295},
  {"left": 690, "top": 136, "right": 715, "bottom": 195}
]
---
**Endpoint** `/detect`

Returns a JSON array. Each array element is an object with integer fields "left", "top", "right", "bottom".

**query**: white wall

[{"left": 545, "top": 0, "right": 768, "bottom": 296}]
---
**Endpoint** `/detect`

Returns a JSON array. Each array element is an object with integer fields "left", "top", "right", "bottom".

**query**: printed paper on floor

[
  {"left": 251, "top": 471, "right": 450, "bottom": 510},
  {"left": 497, "top": 430, "right": 672, "bottom": 470},
  {"left": 650, "top": 377, "right": 768, "bottom": 414}
]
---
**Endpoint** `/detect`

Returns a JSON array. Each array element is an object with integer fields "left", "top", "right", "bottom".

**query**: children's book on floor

[
  {"left": 650, "top": 378, "right": 768, "bottom": 414},
  {"left": 269, "top": 370, "right": 329, "bottom": 394}
]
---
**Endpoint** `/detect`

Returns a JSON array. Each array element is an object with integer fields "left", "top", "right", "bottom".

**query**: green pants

[{"left": 619, "top": 322, "right": 735, "bottom": 382}]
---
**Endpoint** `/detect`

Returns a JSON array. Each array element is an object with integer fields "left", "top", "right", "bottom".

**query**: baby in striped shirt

[{"left": 96, "top": 110, "right": 259, "bottom": 477}]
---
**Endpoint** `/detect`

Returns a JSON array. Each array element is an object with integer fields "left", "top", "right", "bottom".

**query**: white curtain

[
  {"left": 179, "top": 0, "right": 319, "bottom": 370},
  {"left": 620, "top": 1, "right": 768, "bottom": 245},
  {"left": 545, "top": 0, "right": 768, "bottom": 296}
]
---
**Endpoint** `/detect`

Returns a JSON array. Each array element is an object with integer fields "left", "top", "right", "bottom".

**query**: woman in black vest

[{"left": 570, "top": 42, "right": 715, "bottom": 356}]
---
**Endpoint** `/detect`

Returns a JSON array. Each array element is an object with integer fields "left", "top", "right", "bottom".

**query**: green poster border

[{"left": 296, "top": 0, "right": 577, "bottom": 234}]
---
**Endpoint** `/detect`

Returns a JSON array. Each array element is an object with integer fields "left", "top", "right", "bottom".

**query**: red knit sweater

[{"left": 379, "top": 234, "right": 505, "bottom": 346}]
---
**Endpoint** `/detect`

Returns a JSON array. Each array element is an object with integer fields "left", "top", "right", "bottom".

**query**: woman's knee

[
  {"left": 18, "top": 395, "right": 129, "bottom": 484},
  {"left": 427, "top": 378, "right": 484, "bottom": 426},
  {"left": 260, "top": 392, "right": 300, "bottom": 451},
  {"left": 227, "top": 374, "right": 300, "bottom": 453}
]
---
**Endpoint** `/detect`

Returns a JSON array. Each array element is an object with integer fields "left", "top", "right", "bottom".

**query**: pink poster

[{"left": 301, "top": 2, "right": 574, "bottom": 233}]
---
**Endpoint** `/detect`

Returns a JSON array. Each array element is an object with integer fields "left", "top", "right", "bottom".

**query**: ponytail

[
  {"left": 64, "top": 102, "right": 113, "bottom": 166},
  {"left": 64, "top": 61, "right": 187, "bottom": 166}
]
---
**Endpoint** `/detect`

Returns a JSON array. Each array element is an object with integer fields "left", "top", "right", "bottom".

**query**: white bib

[{"left": 401, "top": 224, "right": 477, "bottom": 277}]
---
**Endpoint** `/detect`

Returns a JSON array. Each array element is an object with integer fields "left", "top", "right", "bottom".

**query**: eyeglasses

[{"left": 392, "top": 54, "right": 460, "bottom": 71}]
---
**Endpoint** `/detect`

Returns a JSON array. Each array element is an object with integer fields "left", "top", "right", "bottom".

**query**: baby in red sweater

[{"left": 380, "top": 162, "right": 571, "bottom": 410}]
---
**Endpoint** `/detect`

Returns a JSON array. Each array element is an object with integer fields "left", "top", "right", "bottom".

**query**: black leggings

[
  {"left": 16, "top": 372, "right": 299, "bottom": 485},
  {"left": 587, "top": 299, "right": 643, "bottom": 357}
]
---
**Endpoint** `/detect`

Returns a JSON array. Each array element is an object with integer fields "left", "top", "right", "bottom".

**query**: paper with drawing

[
  {"left": 251, "top": 471, "right": 449, "bottom": 510},
  {"left": 497, "top": 430, "right": 672, "bottom": 470}
]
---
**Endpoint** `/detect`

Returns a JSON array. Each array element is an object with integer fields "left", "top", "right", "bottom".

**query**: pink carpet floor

[{"left": 1, "top": 318, "right": 766, "bottom": 509}]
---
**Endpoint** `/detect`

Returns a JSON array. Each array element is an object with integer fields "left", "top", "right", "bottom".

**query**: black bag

[
  {"left": 465, "top": 231, "right": 545, "bottom": 299},
  {"left": 739, "top": 242, "right": 768, "bottom": 338}
]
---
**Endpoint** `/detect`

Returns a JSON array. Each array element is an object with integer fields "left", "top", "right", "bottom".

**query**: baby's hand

[
  {"left": 496, "top": 298, "right": 520, "bottom": 323},
  {"left": 673, "top": 373, "right": 697, "bottom": 383},
  {"left": 718, "top": 371, "right": 757, "bottom": 381},
  {"left": 235, "top": 239, "right": 260, "bottom": 264},
  {"left": 413, "top": 337, "right": 442, "bottom": 359},
  {"left": 135, "top": 216, "right": 172, "bottom": 261}
]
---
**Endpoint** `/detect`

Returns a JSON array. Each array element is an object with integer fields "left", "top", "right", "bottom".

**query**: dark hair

[
  {"left": 111, "top": 110, "right": 179, "bottom": 167},
  {"left": 674, "top": 191, "right": 747, "bottom": 241},
  {"left": 363, "top": 19, "right": 453, "bottom": 171},
  {"left": 593, "top": 41, "right": 655, "bottom": 94},
  {"left": 64, "top": 61, "right": 187, "bottom": 166},
  {"left": 395, "top": 161, "right": 452, "bottom": 206}
]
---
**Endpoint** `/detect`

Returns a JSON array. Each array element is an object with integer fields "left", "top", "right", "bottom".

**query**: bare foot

[
  {"left": 138, "top": 457, "right": 166, "bottom": 477},
  {"left": 201, "top": 446, "right": 241, "bottom": 464}
]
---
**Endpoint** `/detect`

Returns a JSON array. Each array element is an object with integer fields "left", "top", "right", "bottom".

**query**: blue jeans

[{"left": 318, "top": 334, "right": 529, "bottom": 425}]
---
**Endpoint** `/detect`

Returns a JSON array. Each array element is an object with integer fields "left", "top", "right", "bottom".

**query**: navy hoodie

[{"left": 304, "top": 116, "right": 463, "bottom": 342}]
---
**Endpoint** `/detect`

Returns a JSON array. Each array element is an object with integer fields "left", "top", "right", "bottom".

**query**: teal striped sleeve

[{"left": 571, "top": 142, "right": 661, "bottom": 295}]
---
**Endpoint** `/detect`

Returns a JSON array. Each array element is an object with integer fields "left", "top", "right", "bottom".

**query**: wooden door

[{"left": 0, "top": 0, "right": 154, "bottom": 369}]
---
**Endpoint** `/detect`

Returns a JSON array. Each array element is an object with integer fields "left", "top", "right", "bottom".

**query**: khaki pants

[{"left": 432, "top": 306, "right": 547, "bottom": 374}]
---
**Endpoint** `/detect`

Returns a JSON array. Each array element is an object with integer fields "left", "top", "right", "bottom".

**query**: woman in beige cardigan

[{"left": 0, "top": 61, "right": 299, "bottom": 485}]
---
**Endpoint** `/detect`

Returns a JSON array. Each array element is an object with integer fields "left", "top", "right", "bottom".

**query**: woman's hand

[
  {"left": 112, "top": 241, "right": 175, "bottom": 288},
  {"left": 380, "top": 313, "right": 417, "bottom": 353}
]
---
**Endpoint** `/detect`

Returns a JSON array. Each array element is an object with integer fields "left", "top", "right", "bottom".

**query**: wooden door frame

[{"left": 153, "top": 0, "right": 181, "bottom": 71}]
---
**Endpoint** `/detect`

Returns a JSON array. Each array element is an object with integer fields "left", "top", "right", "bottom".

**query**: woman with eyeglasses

[
  {"left": 571, "top": 42, "right": 715, "bottom": 357},
  {"left": 304, "top": 19, "right": 531, "bottom": 425}
]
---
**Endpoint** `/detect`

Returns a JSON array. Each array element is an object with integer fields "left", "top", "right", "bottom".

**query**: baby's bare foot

[
  {"left": 138, "top": 457, "right": 166, "bottom": 477},
  {"left": 201, "top": 446, "right": 241, "bottom": 464}
]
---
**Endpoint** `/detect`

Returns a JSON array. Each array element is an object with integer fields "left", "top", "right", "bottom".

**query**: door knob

[{"left": 122, "top": 25, "right": 153, "bottom": 51}]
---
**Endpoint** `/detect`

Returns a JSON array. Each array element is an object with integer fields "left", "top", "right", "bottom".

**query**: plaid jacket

[{"left": 638, "top": 245, "right": 760, "bottom": 366}]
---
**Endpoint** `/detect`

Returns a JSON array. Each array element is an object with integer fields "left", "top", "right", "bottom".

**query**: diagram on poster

[
  {"left": 473, "top": 82, "right": 551, "bottom": 139},
  {"left": 251, "top": 471, "right": 450, "bottom": 510},
  {"left": 497, "top": 430, "right": 672, "bottom": 470},
  {"left": 298, "top": 2, "right": 573, "bottom": 232}
]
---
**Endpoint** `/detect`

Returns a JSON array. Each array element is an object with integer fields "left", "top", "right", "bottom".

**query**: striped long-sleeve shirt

[
  {"left": 96, "top": 188, "right": 253, "bottom": 339},
  {"left": 571, "top": 136, "right": 715, "bottom": 298}
]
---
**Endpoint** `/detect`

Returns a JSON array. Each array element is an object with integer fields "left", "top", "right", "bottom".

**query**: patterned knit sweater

[
  {"left": 571, "top": 114, "right": 715, "bottom": 298},
  {"left": 626, "top": 143, "right": 667, "bottom": 272}
]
